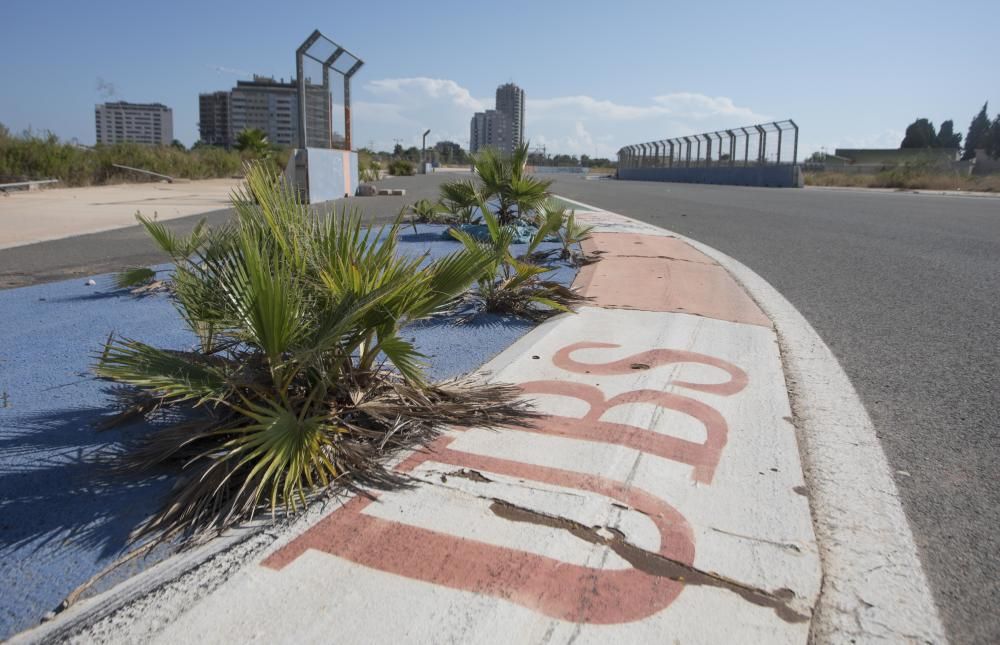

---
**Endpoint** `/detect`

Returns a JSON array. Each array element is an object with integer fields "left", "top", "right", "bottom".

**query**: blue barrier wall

[{"left": 618, "top": 165, "right": 803, "bottom": 188}]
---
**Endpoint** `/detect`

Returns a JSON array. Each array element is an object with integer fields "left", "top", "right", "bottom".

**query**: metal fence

[{"left": 618, "top": 120, "right": 799, "bottom": 170}]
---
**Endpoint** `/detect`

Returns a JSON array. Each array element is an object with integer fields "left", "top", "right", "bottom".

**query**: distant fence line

[
  {"left": 616, "top": 120, "right": 802, "bottom": 188},
  {"left": 618, "top": 120, "right": 799, "bottom": 169},
  {"left": 525, "top": 166, "right": 587, "bottom": 175}
]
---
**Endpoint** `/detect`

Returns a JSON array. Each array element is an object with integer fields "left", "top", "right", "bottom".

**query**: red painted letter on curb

[
  {"left": 518, "top": 380, "right": 728, "bottom": 484},
  {"left": 264, "top": 436, "right": 696, "bottom": 625},
  {"left": 553, "top": 341, "right": 749, "bottom": 396},
  {"left": 262, "top": 340, "right": 750, "bottom": 623}
]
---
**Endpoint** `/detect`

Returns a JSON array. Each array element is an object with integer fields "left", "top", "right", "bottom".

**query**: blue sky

[{"left": 1, "top": 0, "right": 996, "bottom": 158}]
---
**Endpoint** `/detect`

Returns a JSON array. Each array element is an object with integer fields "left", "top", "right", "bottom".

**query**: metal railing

[{"left": 617, "top": 120, "right": 799, "bottom": 170}]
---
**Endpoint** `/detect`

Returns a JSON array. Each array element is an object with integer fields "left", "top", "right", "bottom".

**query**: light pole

[{"left": 421, "top": 129, "right": 431, "bottom": 174}]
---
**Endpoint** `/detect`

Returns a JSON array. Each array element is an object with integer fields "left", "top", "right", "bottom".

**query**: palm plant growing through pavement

[
  {"left": 94, "top": 163, "right": 533, "bottom": 546},
  {"left": 555, "top": 208, "right": 596, "bottom": 264},
  {"left": 440, "top": 143, "right": 552, "bottom": 225},
  {"left": 407, "top": 198, "right": 454, "bottom": 230},
  {"left": 450, "top": 198, "right": 586, "bottom": 321},
  {"left": 437, "top": 143, "right": 588, "bottom": 319}
]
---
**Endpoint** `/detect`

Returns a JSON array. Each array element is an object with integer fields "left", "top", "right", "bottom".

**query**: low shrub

[
  {"left": 804, "top": 168, "right": 1000, "bottom": 192},
  {"left": 387, "top": 159, "right": 415, "bottom": 176},
  {"left": 0, "top": 126, "right": 255, "bottom": 186}
]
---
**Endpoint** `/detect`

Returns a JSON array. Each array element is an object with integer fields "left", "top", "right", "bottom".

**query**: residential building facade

[
  {"left": 95, "top": 101, "right": 173, "bottom": 146},
  {"left": 495, "top": 83, "right": 525, "bottom": 151},
  {"left": 198, "top": 91, "right": 231, "bottom": 148},
  {"left": 228, "top": 76, "right": 298, "bottom": 147},
  {"left": 468, "top": 82, "right": 525, "bottom": 155},
  {"left": 469, "top": 109, "right": 510, "bottom": 154},
  {"left": 199, "top": 75, "right": 338, "bottom": 149}
]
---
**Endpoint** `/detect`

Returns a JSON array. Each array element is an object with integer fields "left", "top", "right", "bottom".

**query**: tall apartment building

[
  {"left": 198, "top": 91, "right": 231, "bottom": 147},
  {"left": 199, "top": 75, "right": 337, "bottom": 149},
  {"left": 228, "top": 76, "right": 298, "bottom": 147},
  {"left": 469, "top": 82, "right": 525, "bottom": 155},
  {"left": 495, "top": 83, "right": 525, "bottom": 151},
  {"left": 95, "top": 101, "right": 173, "bottom": 146},
  {"left": 469, "top": 109, "right": 510, "bottom": 154}
]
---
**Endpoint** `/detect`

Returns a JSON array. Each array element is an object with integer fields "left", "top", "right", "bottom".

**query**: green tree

[
  {"left": 936, "top": 120, "right": 962, "bottom": 149},
  {"left": 962, "top": 102, "right": 990, "bottom": 160},
  {"left": 989, "top": 114, "right": 1000, "bottom": 159},
  {"left": 235, "top": 128, "right": 270, "bottom": 158},
  {"left": 900, "top": 118, "right": 937, "bottom": 148}
]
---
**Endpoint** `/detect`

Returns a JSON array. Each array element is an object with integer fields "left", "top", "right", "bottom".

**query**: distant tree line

[
  {"left": 902, "top": 102, "right": 1000, "bottom": 160},
  {"left": 527, "top": 152, "right": 615, "bottom": 168}
]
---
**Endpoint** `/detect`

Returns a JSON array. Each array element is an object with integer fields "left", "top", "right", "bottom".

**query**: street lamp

[{"left": 422, "top": 129, "right": 431, "bottom": 174}]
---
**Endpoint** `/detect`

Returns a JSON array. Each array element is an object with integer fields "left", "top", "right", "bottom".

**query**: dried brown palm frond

[{"left": 109, "top": 371, "right": 537, "bottom": 547}]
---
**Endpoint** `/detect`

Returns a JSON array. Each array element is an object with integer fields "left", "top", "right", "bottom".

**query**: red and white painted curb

[{"left": 17, "top": 198, "right": 944, "bottom": 644}]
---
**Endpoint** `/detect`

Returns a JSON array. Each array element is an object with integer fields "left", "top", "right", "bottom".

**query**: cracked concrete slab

[
  {"left": 574, "top": 255, "right": 773, "bottom": 326},
  {"left": 581, "top": 232, "right": 715, "bottom": 263}
]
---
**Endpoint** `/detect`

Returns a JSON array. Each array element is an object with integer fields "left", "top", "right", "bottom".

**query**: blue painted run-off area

[{"left": 0, "top": 224, "right": 575, "bottom": 640}]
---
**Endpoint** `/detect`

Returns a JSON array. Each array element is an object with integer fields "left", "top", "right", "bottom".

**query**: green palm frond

[
  {"left": 114, "top": 267, "right": 157, "bottom": 289},
  {"left": 440, "top": 179, "right": 479, "bottom": 208},
  {"left": 96, "top": 336, "right": 227, "bottom": 405},
  {"left": 136, "top": 214, "right": 207, "bottom": 261},
  {"left": 527, "top": 205, "right": 565, "bottom": 255},
  {"left": 218, "top": 398, "right": 337, "bottom": 513},
  {"left": 376, "top": 333, "right": 427, "bottom": 385}
]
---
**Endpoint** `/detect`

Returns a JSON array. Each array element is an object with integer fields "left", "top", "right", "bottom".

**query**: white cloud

[
  {"left": 365, "top": 77, "right": 485, "bottom": 112},
  {"left": 651, "top": 93, "right": 768, "bottom": 121},
  {"left": 529, "top": 95, "right": 668, "bottom": 121},
  {"left": 353, "top": 77, "right": 769, "bottom": 158}
]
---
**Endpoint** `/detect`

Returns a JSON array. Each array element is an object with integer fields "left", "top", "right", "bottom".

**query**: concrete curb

[{"left": 558, "top": 195, "right": 948, "bottom": 643}]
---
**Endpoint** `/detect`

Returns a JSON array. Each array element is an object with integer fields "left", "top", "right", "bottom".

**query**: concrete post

[
  {"left": 774, "top": 122, "right": 783, "bottom": 164},
  {"left": 790, "top": 120, "right": 799, "bottom": 164}
]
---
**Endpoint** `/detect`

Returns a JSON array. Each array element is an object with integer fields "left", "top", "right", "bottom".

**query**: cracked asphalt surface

[{"left": 2, "top": 173, "right": 997, "bottom": 642}]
